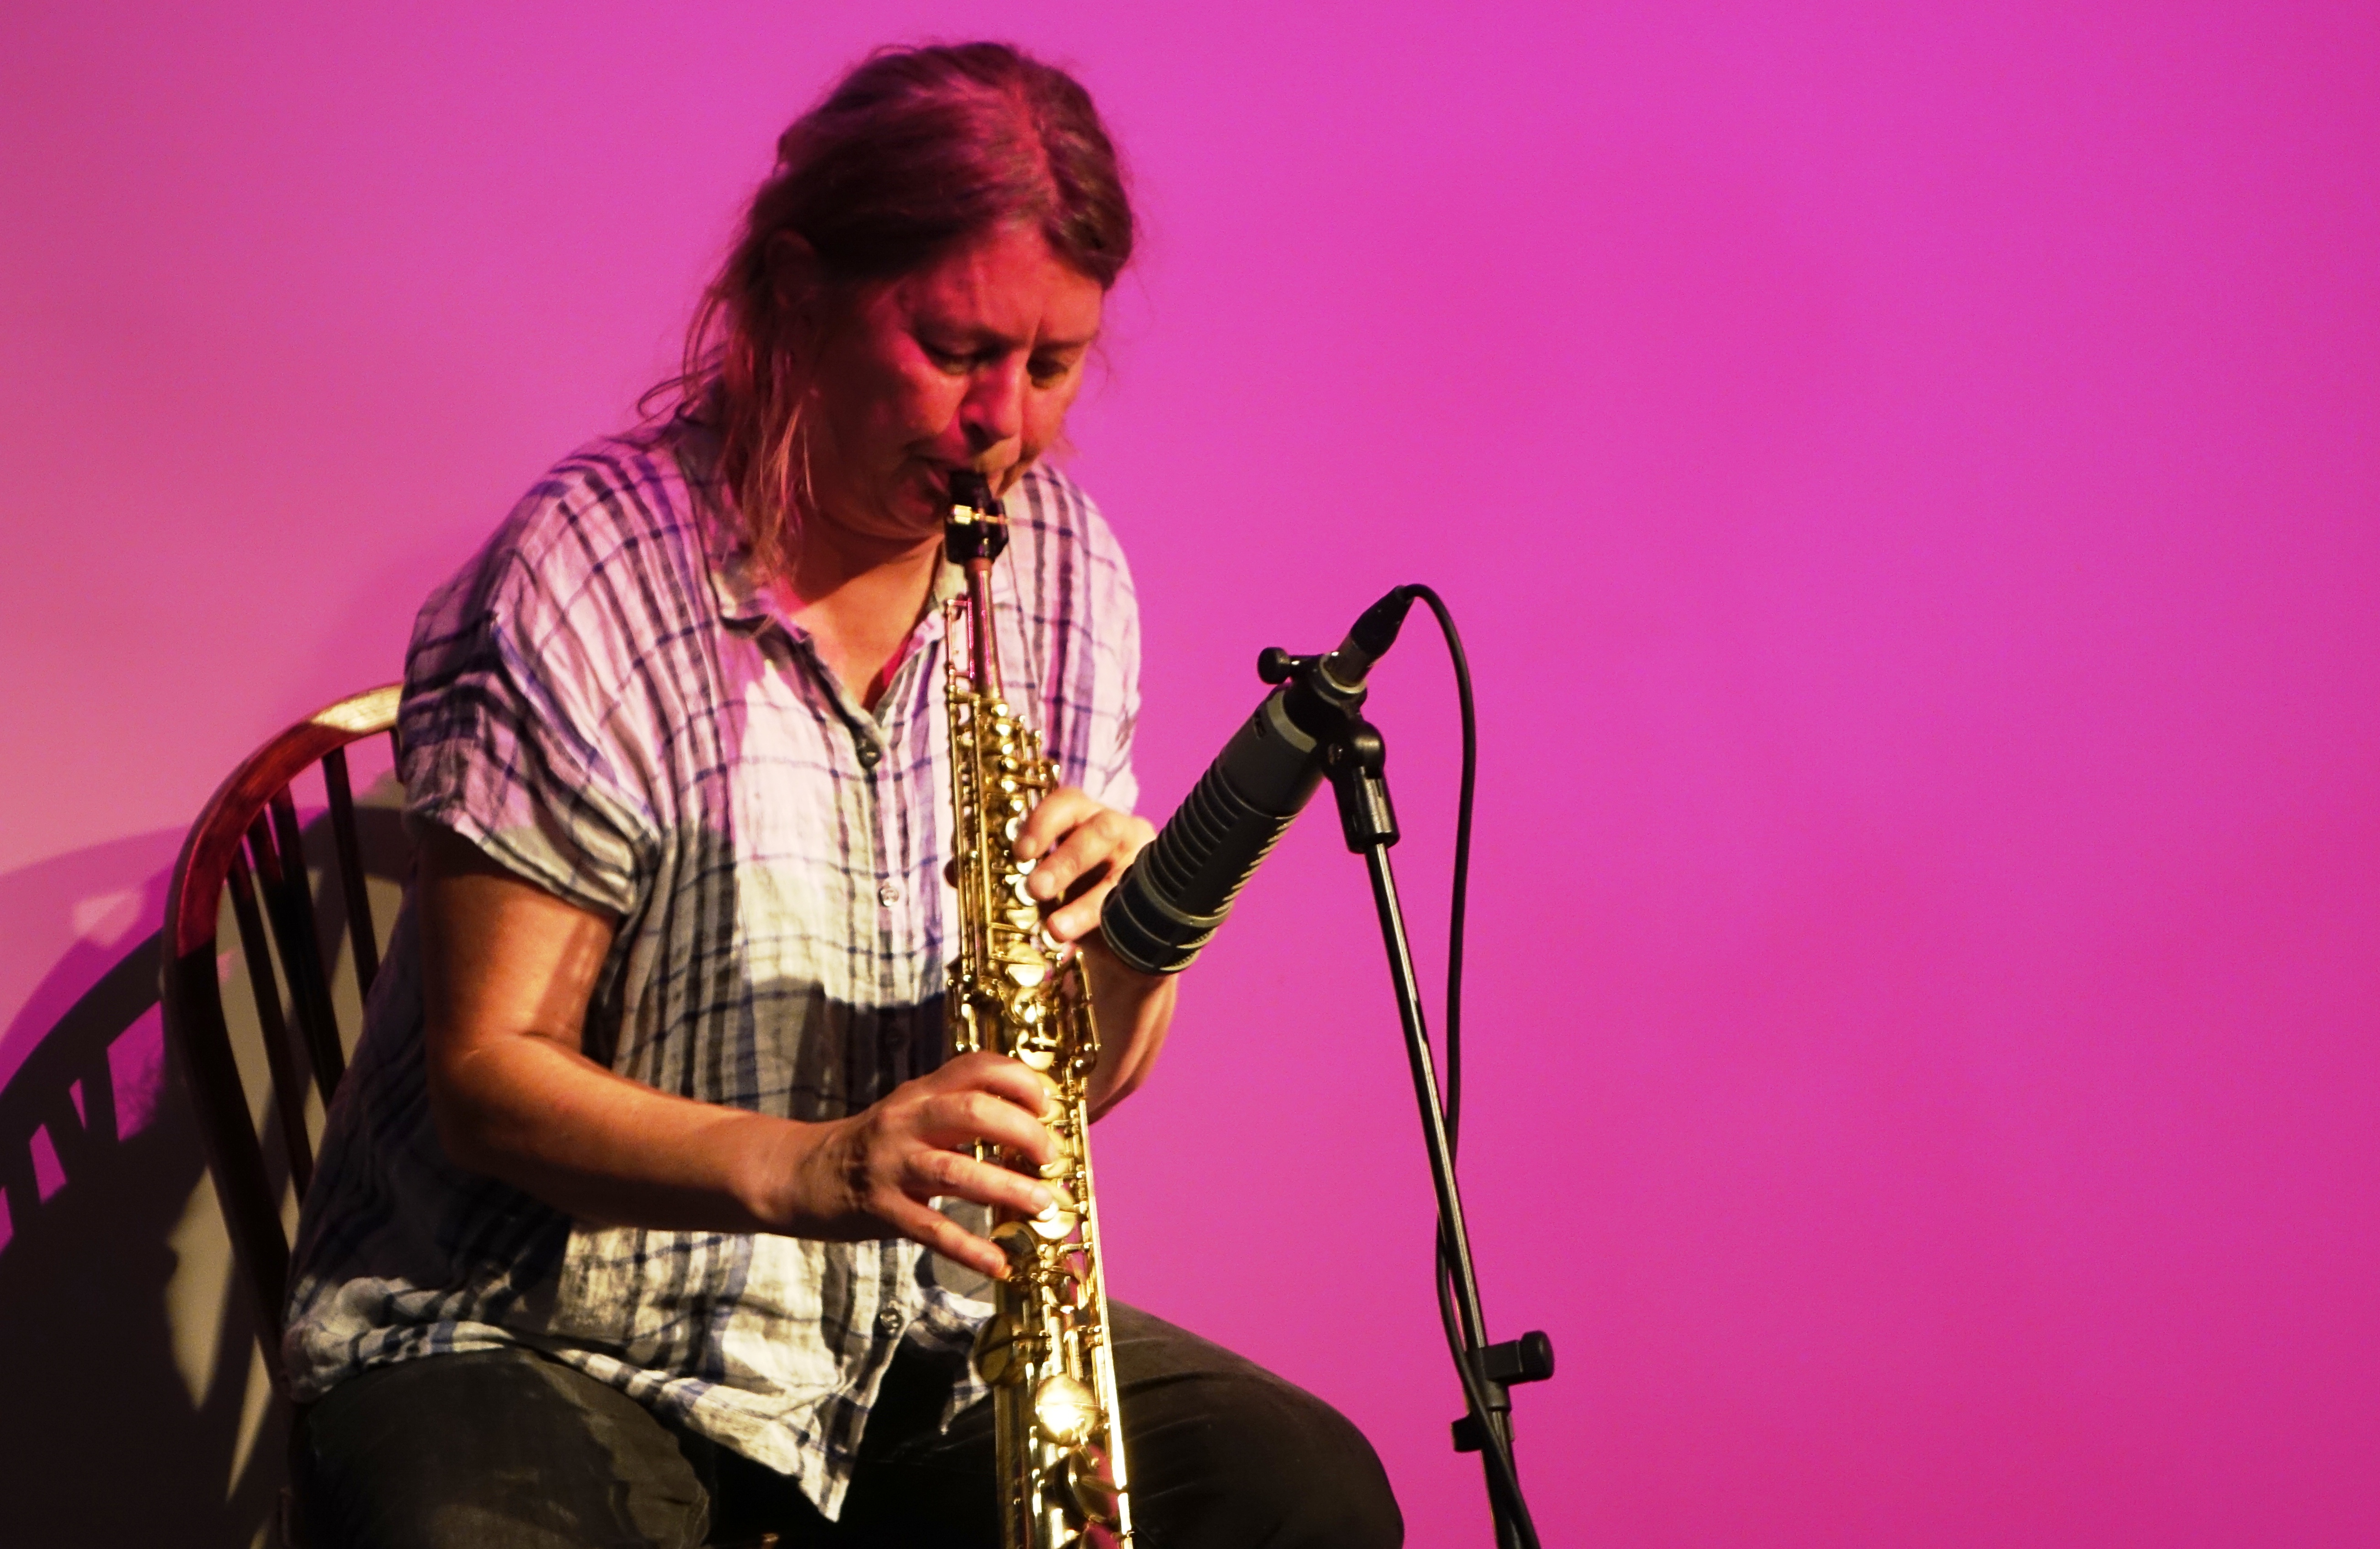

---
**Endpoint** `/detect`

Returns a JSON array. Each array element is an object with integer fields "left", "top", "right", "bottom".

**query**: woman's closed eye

[
  {"left": 1029, "top": 353, "right": 1079, "bottom": 387},
  {"left": 921, "top": 339, "right": 977, "bottom": 373}
]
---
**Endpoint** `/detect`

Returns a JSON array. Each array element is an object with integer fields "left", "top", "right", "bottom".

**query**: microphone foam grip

[{"left": 1100, "top": 694, "right": 1326, "bottom": 975}]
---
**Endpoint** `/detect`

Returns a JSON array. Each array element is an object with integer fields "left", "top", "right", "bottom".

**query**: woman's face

[{"left": 802, "top": 221, "right": 1105, "bottom": 549}]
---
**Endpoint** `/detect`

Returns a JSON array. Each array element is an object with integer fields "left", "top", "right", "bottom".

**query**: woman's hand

[
  {"left": 420, "top": 794, "right": 1171, "bottom": 1278},
  {"left": 1012, "top": 787, "right": 1180, "bottom": 1117},
  {"left": 421, "top": 825, "right": 1064, "bottom": 1277},
  {"left": 774, "top": 1052, "right": 1069, "bottom": 1282},
  {"left": 1011, "top": 785, "right": 1155, "bottom": 943}
]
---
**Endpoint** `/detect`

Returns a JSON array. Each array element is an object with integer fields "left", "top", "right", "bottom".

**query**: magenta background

[{"left": 5, "top": 2, "right": 2378, "bottom": 1544}]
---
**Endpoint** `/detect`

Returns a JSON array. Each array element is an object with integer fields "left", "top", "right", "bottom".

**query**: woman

[{"left": 284, "top": 41, "right": 1401, "bottom": 1549}]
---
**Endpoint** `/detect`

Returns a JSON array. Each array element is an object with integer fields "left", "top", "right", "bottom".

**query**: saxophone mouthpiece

[
  {"left": 945, "top": 469, "right": 1009, "bottom": 564},
  {"left": 947, "top": 468, "right": 1000, "bottom": 515}
]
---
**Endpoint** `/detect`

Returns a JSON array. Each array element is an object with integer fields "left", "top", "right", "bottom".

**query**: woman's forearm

[
  {"left": 1082, "top": 938, "right": 1177, "bottom": 1117},
  {"left": 431, "top": 1027, "right": 819, "bottom": 1232},
  {"left": 415, "top": 822, "right": 1070, "bottom": 1278}
]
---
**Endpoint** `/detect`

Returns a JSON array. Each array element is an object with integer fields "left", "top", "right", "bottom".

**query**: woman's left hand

[
  {"left": 1012, "top": 785, "right": 1153, "bottom": 942},
  {"left": 1014, "top": 787, "right": 1178, "bottom": 1115}
]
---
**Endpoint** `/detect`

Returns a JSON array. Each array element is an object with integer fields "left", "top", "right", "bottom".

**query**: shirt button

[
  {"left": 878, "top": 880, "right": 903, "bottom": 907},
  {"left": 856, "top": 742, "right": 881, "bottom": 768},
  {"left": 875, "top": 1309, "right": 905, "bottom": 1339}
]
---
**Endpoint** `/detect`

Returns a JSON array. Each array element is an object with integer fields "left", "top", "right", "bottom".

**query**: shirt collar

[
  {"left": 708, "top": 538, "right": 965, "bottom": 641},
  {"left": 679, "top": 416, "right": 974, "bottom": 641}
]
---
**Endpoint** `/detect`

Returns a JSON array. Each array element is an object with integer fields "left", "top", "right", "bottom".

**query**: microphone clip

[
  {"left": 1255, "top": 649, "right": 1399, "bottom": 854},
  {"left": 1254, "top": 646, "right": 1311, "bottom": 685},
  {"left": 1323, "top": 719, "right": 1399, "bottom": 852},
  {"left": 1255, "top": 646, "right": 1370, "bottom": 743}
]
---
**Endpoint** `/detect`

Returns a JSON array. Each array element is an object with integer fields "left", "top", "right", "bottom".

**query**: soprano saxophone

[{"left": 942, "top": 470, "right": 1134, "bottom": 1548}]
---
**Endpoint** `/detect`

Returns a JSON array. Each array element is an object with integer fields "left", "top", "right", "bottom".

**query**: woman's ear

[{"left": 766, "top": 230, "right": 828, "bottom": 327}]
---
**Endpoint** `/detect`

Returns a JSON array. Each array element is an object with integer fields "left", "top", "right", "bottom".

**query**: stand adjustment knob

[
  {"left": 1480, "top": 1329, "right": 1555, "bottom": 1386},
  {"left": 1451, "top": 1331, "right": 1555, "bottom": 1453}
]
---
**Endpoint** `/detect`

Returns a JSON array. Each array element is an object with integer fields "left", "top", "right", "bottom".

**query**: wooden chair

[
  {"left": 159, "top": 683, "right": 404, "bottom": 1403},
  {"left": 158, "top": 682, "right": 783, "bottom": 1547}
]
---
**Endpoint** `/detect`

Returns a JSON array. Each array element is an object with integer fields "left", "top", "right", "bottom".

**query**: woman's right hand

[
  {"left": 418, "top": 822, "right": 1061, "bottom": 1275},
  {"left": 767, "top": 1051, "right": 1065, "bottom": 1282}
]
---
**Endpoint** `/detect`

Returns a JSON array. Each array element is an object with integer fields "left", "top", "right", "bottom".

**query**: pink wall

[{"left": 5, "top": 2, "right": 2376, "bottom": 1544}]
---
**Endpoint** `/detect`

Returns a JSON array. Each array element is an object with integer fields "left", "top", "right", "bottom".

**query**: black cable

[
  {"left": 1405, "top": 585, "right": 1475, "bottom": 1160},
  {"left": 1405, "top": 585, "right": 1541, "bottom": 1549},
  {"left": 1437, "top": 1240, "right": 1540, "bottom": 1548}
]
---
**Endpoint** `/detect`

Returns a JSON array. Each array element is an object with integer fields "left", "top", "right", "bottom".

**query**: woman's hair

[{"left": 661, "top": 41, "right": 1137, "bottom": 582}]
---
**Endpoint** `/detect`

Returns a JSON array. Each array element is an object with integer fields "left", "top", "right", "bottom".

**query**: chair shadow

[{"left": 0, "top": 791, "right": 409, "bottom": 1549}]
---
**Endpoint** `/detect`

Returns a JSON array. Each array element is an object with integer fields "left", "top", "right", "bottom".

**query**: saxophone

[{"left": 942, "top": 470, "right": 1135, "bottom": 1549}]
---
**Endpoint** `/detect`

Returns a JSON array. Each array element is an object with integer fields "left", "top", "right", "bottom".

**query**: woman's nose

[{"left": 961, "top": 358, "right": 1026, "bottom": 454}]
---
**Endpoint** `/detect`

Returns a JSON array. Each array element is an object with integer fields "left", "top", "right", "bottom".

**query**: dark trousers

[{"left": 293, "top": 1302, "right": 1401, "bottom": 1548}]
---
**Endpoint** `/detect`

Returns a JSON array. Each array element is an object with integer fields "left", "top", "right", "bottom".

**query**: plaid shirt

[{"left": 284, "top": 420, "right": 1141, "bottom": 1518}]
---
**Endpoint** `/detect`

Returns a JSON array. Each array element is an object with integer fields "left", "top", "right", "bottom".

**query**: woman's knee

[
  {"left": 294, "top": 1347, "right": 708, "bottom": 1549},
  {"left": 1109, "top": 1309, "right": 1401, "bottom": 1548},
  {"left": 1196, "top": 1374, "right": 1400, "bottom": 1548}
]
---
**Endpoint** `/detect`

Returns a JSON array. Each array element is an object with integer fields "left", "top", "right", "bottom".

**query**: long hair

[{"left": 657, "top": 42, "right": 1137, "bottom": 582}]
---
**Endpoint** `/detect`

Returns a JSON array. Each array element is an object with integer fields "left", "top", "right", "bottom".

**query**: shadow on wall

[{"left": 0, "top": 795, "right": 408, "bottom": 1549}]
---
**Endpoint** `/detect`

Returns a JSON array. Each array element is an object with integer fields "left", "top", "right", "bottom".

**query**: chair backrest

[{"left": 160, "top": 684, "right": 404, "bottom": 1399}]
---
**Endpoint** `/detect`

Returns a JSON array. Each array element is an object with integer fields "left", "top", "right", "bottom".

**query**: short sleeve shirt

[{"left": 283, "top": 420, "right": 1142, "bottom": 1519}]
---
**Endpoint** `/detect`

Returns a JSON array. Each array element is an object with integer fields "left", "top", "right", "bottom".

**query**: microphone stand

[
  {"left": 1123, "top": 613, "right": 1553, "bottom": 1545},
  {"left": 1313, "top": 708, "right": 1552, "bottom": 1549}
]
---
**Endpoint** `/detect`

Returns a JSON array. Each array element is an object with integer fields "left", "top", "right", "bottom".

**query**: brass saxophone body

[{"left": 942, "top": 472, "right": 1135, "bottom": 1549}]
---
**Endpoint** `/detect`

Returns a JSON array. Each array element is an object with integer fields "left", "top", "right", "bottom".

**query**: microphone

[{"left": 1100, "top": 586, "right": 1418, "bottom": 975}]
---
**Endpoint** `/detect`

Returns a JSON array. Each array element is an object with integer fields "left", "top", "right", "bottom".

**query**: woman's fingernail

[{"left": 1030, "top": 1187, "right": 1057, "bottom": 1215}]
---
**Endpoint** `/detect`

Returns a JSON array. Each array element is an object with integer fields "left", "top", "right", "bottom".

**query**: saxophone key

[
  {"left": 1047, "top": 1258, "right": 1085, "bottom": 1309},
  {"left": 974, "top": 1311, "right": 1027, "bottom": 1387},
  {"left": 990, "top": 1219, "right": 1043, "bottom": 1276},
  {"left": 1032, "top": 1373, "right": 1100, "bottom": 1448},
  {"left": 1029, "top": 1184, "right": 1079, "bottom": 1241},
  {"left": 1062, "top": 1449, "right": 1124, "bottom": 1529},
  {"left": 1029, "top": 1207, "right": 1079, "bottom": 1243}
]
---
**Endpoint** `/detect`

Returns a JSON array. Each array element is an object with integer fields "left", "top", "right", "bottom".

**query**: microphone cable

[
  {"left": 1403, "top": 586, "right": 1545, "bottom": 1549},
  {"left": 1411, "top": 584, "right": 1475, "bottom": 1163}
]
